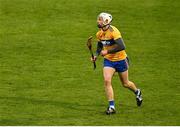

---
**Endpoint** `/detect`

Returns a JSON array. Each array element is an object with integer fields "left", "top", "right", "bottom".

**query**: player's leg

[
  {"left": 118, "top": 70, "right": 143, "bottom": 106},
  {"left": 103, "top": 67, "right": 116, "bottom": 114},
  {"left": 119, "top": 70, "right": 137, "bottom": 91}
]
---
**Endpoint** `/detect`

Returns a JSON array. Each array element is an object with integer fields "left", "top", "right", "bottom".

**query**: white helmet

[{"left": 97, "top": 12, "right": 113, "bottom": 26}]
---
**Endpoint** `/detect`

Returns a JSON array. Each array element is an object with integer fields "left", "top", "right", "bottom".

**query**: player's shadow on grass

[
  {"left": 0, "top": 96, "right": 107, "bottom": 113},
  {"left": 0, "top": 96, "right": 81, "bottom": 111},
  {"left": 0, "top": 96, "right": 141, "bottom": 116}
]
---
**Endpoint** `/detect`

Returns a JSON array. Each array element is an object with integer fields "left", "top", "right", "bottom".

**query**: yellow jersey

[{"left": 96, "top": 25, "right": 127, "bottom": 61}]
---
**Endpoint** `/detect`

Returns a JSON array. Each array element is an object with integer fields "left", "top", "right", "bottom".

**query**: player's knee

[{"left": 104, "top": 78, "right": 112, "bottom": 86}]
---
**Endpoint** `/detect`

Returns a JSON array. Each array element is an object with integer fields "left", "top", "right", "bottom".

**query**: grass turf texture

[{"left": 0, "top": 0, "right": 180, "bottom": 125}]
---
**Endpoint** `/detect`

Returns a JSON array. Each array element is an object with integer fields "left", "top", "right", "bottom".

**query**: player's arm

[
  {"left": 107, "top": 38, "right": 126, "bottom": 54},
  {"left": 91, "top": 41, "right": 103, "bottom": 62},
  {"left": 96, "top": 41, "right": 103, "bottom": 56}
]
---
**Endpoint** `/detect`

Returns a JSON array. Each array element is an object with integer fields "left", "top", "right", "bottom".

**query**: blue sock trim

[{"left": 109, "top": 100, "right": 115, "bottom": 107}]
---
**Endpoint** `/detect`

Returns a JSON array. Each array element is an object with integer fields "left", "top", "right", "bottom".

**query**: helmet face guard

[{"left": 97, "top": 12, "right": 113, "bottom": 28}]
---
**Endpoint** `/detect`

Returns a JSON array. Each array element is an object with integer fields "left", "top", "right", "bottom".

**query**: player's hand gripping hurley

[{"left": 87, "top": 36, "right": 96, "bottom": 70}]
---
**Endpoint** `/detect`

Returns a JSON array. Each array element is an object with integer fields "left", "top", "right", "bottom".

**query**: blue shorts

[{"left": 103, "top": 58, "right": 129, "bottom": 72}]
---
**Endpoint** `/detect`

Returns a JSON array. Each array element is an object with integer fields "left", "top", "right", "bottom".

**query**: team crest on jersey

[
  {"left": 101, "top": 40, "right": 110, "bottom": 45},
  {"left": 101, "top": 40, "right": 112, "bottom": 45}
]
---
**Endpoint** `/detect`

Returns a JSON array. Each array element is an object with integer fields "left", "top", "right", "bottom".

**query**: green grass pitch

[{"left": 0, "top": 0, "right": 180, "bottom": 125}]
